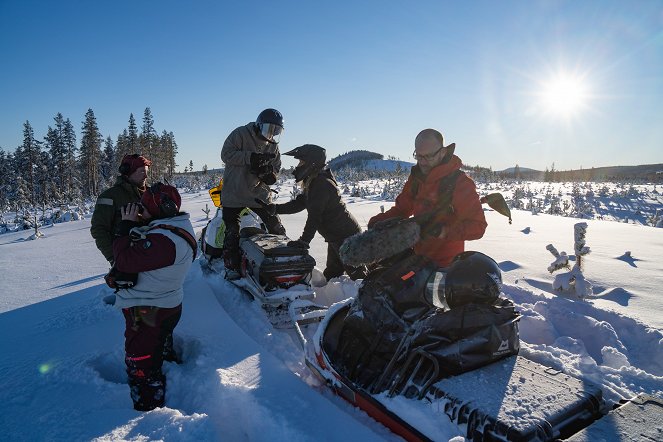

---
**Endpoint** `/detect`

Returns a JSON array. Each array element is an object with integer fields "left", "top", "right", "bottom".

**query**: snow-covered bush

[{"left": 546, "top": 222, "right": 592, "bottom": 298}]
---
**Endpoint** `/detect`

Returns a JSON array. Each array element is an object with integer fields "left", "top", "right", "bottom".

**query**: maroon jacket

[{"left": 368, "top": 155, "right": 487, "bottom": 267}]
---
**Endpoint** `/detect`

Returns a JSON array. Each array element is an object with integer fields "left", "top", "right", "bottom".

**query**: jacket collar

[{"left": 412, "top": 155, "right": 462, "bottom": 183}]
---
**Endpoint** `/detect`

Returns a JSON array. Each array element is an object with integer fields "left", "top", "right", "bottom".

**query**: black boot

[
  {"left": 162, "top": 333, "right": 182, "bottom": 364},
  {"left": 129, "top": 370, "right": 166, "bottom": 411}
]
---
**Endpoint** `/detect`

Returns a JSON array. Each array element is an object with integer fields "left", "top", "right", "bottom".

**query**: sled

[
  {"left": 306, "top": 303, "right": 606, "bottom": 442},
  {"left": 230, "top": 227, "right": 327, "bottom": 333}
]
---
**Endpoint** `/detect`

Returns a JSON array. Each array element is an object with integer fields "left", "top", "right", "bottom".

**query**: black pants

[
  {"left": 222, "top": 206, "right": 286, "bottom": 270},
  {"left": 325, "top": 241, "right": 368, "bottom": 281},
  {"left": 122, "top": 304, "right": 182, "bottom": 411}
]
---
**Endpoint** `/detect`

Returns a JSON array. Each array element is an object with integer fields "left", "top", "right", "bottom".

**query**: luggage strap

[{"left": 151, "top": 224, "right": 198, "bottom": 261}]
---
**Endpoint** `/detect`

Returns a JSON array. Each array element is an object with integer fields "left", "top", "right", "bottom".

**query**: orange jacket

[{"left": 368, "top": 155, "right": 487, "bottom": 267}]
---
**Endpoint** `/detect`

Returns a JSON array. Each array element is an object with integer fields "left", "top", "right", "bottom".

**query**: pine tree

[
  {"left": 0, "top": 148, "right": 11, "bottom": 210},
  {"left": 128, "top": 113, "right": 138, "bottom": 153},
  {"left": 16, "top": 121, "right": 43, "bottom": 206},
  {"left": 101, "top": 136, "right": 115, "bottom": 186},
  {"left": 43, "top": 113, "right": 69, "bottom": 204},
  {"left": 79, "top": 109, "right": 103, "bottom": 196},
  {"left": 63, "top": 118, "right": 78, "bottom": 201},
  {"left": 160, "top": 130, "right": 178, "bottom": 179},
  {"left": 139, "top": 107, "right": 157, "bottom": 173},
  {"left": 115, "top": 129, "right": 129, "bottom": 169}
]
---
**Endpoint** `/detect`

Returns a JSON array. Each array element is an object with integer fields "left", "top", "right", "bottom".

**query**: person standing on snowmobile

[
  {"left": 368, "top": 129, "right": 487, "bottom": 267},
  {"left": 91, "top": 154, "right": 152, "bottom": 265},
  {"left": 274, "top": 144, "right": 367, "bottom": 281},
  {"left": 112, "top": 183, "right": 196, "bottom": 411},
  {"left": 220, "top": 108, "right": 286, "bottom": 279}
]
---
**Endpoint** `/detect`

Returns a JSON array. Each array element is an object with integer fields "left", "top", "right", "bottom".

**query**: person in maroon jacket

[
  {"left": 112, "top": 183, "right": 196, "bottom": 411},
  {"left": 368, "top": 129, "right": 487, "bottom": 268}
]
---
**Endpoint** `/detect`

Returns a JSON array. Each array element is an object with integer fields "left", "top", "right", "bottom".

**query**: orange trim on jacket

[{"left": 368, "top": 155, "right": 487, "bottom": 267}]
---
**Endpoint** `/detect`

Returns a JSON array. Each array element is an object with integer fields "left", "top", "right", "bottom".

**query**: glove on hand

[
  {"left": 371, "top": 216, "right": 403, "bottom": 231},
  {"left": 250, "top": 152, "right": 276, "bottom": 172},
  {"left": 259, "top": 171, "right": 277, "bottom": 185},
  {"left": 287, "top": 239, "right": 309, "bottom": 249}
]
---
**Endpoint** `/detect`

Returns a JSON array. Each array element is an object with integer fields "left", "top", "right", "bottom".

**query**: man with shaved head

[{"left": 368, "top": 129, "right": 487, "bottom": 267}]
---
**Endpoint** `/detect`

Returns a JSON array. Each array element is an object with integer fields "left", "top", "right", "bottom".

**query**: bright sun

[{"left": 539, "top": 72, "right": 589, "bottom": 117}]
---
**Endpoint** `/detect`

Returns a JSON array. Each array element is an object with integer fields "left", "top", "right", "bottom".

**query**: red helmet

[{"left": 141, "top": 183, "right": 181, "bottom": 219}]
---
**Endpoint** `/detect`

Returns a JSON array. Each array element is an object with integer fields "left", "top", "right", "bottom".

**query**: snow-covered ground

[{"left": 0, "top": 179, "right": 661, "bottom": 441}]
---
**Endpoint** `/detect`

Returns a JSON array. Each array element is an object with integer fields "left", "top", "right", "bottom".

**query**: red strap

[{"left": 151, "top": 224, "right": 198, "bottom": 261}]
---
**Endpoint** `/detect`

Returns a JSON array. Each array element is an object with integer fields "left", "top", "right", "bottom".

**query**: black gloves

[
  {"left": 287, "top": 239, "right": 309, "bottom": 249},
  {"left": 259, "top": 170, "right": 277, "bottom": 185},
  {"left": 250, "top": 152, "right": 277, "bottom": 185},
  {"left": 250, "top": 152, "right": 276, "bottom": 172}
]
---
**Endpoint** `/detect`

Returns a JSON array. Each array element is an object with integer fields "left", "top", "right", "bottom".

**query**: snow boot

[
  {"left": 162, "top": 333, "right": 182, "bottom": 364},
  {"left": 128, "top": 369, "right": 166, "bottom": 411}
]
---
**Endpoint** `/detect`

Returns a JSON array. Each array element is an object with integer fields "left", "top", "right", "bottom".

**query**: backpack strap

[{"left": 151, "top": 224, "right": 198, "bottom": 261}]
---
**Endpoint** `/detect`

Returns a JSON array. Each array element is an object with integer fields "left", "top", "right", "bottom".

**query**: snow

[{"left": 1, "top": 180, "right": 662, "bottom": 441}]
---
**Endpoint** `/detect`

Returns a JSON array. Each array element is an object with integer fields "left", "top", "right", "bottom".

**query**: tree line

[{"left": 0, "top": 107, "right": 178, "bottom": 212}]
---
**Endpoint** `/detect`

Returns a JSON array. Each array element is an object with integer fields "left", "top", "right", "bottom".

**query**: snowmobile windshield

[
  {"left": 259, "top": 123, "right": 283, "bottom": 143},
  {"left": 425, "top": 270, "right": 450, "bottom": 311}
]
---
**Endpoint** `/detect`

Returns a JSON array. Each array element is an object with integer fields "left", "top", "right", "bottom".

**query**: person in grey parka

[{"left": 220, "top": 108, "right": 286, "bottom": 279}]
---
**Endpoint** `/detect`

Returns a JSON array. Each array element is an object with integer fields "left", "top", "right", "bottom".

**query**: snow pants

[
  {"left": 122, "top": 304, "right": 182, "bottom": 411},
  {"left": 324, "top": 241, "right": 367, "bottom": 281},
  {"left": 222, "top": 206, "right": 286, "bottom": 270}
]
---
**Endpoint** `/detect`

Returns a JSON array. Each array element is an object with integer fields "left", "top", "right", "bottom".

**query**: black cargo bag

[
  {"left": 329, "top": 252, "right": 520, "bottom": 392},
  {"left": 330, "top": 253, "right": 437, "bottom": 389},
  {"left": 408, "top": 298, "right": 520, "bottom": 377}
]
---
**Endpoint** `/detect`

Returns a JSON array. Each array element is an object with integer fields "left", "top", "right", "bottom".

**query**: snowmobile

[
  {"left": 200, "top": 182, "right": 327, "bottom": 330},
  {"left": 304, "top": 251, "right": 609, "bottom": 441}
]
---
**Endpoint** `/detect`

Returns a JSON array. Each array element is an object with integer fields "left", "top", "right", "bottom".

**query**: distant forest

[
  {"left": 496, "top": 163, "right": 663, "bottom": 183},
  {"left": 0, "top": 108, "right": 178, "bottom": 211}
]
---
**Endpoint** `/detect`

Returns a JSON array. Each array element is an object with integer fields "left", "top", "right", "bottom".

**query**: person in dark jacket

[
  {"left": 112, "top": 183, "right": 196, "bottom": 411},
  {"left": 91, "top": 154, "right": 152, "bottom": 264},
  {"left": 220, "top": 108, "right": 286, "bottom": 279},
  {"left": 275, "top": 144, "right": 366, "bottom": 281}
]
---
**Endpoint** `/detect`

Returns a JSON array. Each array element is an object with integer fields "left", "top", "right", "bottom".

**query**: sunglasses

[{"left": 412, "top": 145, "right": 445, "bottom": 161}]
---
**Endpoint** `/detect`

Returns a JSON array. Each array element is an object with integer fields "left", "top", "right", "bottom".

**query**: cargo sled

[
  {"left": 304, "top": 251, "right": 607, "bottom": 441},
  {"left": 229, "top": 226, "right": 327, "bottom": 329},
  {"left": 200, "top": 202, "right": 326, "bottom": 330}
]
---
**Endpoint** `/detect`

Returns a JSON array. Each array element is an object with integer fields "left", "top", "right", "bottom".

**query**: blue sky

[{"left": 1, "top": 0, "right": 662, "bottom": 172}]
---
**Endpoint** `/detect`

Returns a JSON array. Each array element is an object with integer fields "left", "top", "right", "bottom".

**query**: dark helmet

[
  {"left": 426, "top": 251, "right": 502, "bottom": 309},
  {"left": 444, "top": 251, "right": 502, "bottom": 307},
  {"left": 284, "top": 144, "right": 327, "bottom": 182},
  {"left": 256, "top": 108, "right": 284, "bottom": 143}
]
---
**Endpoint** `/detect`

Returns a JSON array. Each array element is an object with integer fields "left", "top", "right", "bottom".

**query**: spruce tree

[
  {"left": 101, "top": 136, "right": 115, "bottom": 186},
  {"left": 63, "top": 118, "right": 77, "bottom": 201},
  {"left": 128, "top": 113, "right": 138, "bottom": 153},
  {"left": 80, "top": 109, "right": 103, "bottom": 196},
  {"left": 139, "top": 107, "right": 157, "bottom": 174},
  {"left": 17, "top": 121, "right": 42, "bottom": 206}
]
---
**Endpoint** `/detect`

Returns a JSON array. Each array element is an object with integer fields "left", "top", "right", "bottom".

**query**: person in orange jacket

[{"left": 367, "top": 129, "right": 487, "bottom": 267}]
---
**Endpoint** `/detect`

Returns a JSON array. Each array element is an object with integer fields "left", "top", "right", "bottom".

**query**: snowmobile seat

[
  {"left": 240, "top": 226, "right": 266, "bottom": 238},
  {"left": 426, "top": 356, "right": 604, "bottom": 441}
]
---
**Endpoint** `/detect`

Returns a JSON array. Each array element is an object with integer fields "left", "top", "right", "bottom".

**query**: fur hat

[
  {"left": 119, "top": 154, "right": 152, "bottom": 176},
  {"left": 141, "top": 183, "right": 181, "bottom": 219}
]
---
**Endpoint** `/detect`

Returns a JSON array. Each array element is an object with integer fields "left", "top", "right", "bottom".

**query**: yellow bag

[{"left": 209, "top": 179, "right": 223, "bottom": 208}]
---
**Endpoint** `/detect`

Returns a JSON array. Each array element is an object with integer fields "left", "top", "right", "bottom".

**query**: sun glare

[{"left": 539, "top": 72, "right": 589, "bottom": 117}]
